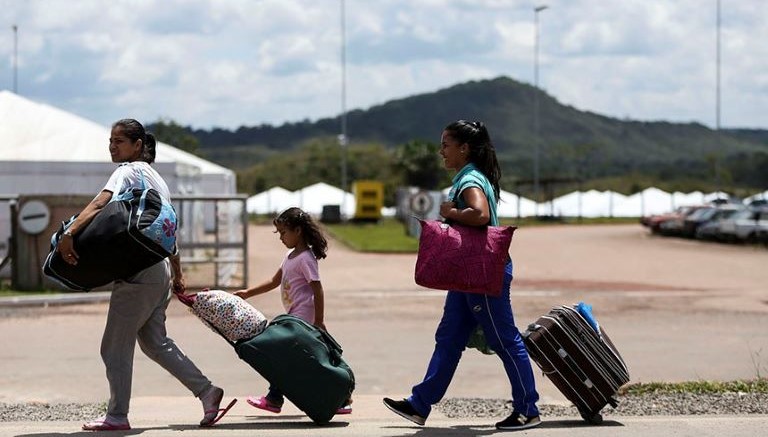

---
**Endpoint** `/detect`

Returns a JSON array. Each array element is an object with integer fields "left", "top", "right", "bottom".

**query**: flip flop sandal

[
  {"left": 200, "top": 398, "right": 238, "bottom": 427},
  {"left": 246, "top": 395, "right": 282, "bottom": 413},
  {"left": 82, "top": 418, "right": 131, "bottom": 431}
]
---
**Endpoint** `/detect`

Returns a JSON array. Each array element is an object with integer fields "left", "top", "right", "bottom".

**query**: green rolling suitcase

[{"left": 235, "top": 314, "right": 355, "bottom": 424}]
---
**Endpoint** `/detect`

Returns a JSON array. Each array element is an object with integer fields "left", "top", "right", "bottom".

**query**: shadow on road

[{"left": 381, "top": 418, "right": 625, "bottom": 436}]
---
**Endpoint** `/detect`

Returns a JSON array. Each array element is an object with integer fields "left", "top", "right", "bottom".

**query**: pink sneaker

[
  {"left": 247, "top": 395, "right": 282, "bottom": 413},
  {"left": 336, "top": 404, "right": 352, "bottom": 415}
]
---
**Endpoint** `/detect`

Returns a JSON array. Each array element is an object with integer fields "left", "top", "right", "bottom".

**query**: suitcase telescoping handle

[{"left": 558, "top": 347, "right": 594, "bottom": 390}]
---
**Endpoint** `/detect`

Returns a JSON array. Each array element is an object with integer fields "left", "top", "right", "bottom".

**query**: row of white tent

[{"left": 247, "top": 184, "right": 768, "bottom": 219}]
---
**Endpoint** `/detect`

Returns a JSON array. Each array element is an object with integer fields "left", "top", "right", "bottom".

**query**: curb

[{"left": 0, "top": 291, "right": 111, "bottom": 307}]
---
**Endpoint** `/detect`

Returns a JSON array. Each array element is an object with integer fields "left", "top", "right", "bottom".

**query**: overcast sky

[{"left": 1, "top": 0, "right": 766, "bottom": 131}]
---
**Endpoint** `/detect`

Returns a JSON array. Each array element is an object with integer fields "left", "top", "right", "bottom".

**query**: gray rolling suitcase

[{"left": 522, "top": 305, "right": 629, "bottom": 424}]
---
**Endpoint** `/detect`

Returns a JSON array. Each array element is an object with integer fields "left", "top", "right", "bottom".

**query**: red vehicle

[{"left": 641, "top": 206, "right": 696, "bottom": 234}]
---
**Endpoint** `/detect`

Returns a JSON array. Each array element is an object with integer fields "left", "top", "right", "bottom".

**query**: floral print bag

[{"left": 179, "top": 289, "right": 268, "bottom": 342}]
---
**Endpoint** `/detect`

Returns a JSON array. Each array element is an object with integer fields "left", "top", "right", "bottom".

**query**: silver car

[
  {"left": 695, "top": 205, "right": 745, "bottom": 240},
  {"left": 716, "top": 207, "right": 768, "bottom": 243}
]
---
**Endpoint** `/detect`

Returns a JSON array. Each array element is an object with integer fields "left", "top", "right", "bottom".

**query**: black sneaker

[
  {"left": 495, "top": 412, "right": 541, "bottom": 431},
  {"left": 382, "top": 397, "right": 426, "bottom": 426}
]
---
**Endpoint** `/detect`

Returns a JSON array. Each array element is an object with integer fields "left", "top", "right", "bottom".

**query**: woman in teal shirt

[{"left": 384, "top": 120, "right": 541, "bottom": 431}]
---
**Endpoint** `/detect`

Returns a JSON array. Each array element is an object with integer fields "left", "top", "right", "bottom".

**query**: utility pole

[
  {"left": 714, "top": 0, "right": 722, "bottom": 199},
  {"left": 339, "top": 0, "right": 349, "bottom": 218},
  {"left": 12, "top": 24, "right": 18, "bottom": 93},
  {"left": 533, "top": 5, "right": 548, "bottom": 216}
]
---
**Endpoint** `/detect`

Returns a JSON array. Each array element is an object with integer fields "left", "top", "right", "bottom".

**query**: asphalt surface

[{"left": 2, "top": 223, "right": 768, "bottom": 436}]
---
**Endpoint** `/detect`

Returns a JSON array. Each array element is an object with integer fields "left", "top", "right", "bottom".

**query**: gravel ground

[
  {"left": 3, "top": 393, "right": 768, "bottom": 422},
  {"left": 0, "top": 402, "right": 105, "bottom": 422},
  {"left": 436, "top": 393, "right": 768, "bottom": 419}
]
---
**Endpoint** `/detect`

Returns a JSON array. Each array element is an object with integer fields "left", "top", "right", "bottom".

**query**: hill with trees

[{"left": 153, "top": 76, "right": 768, "bottom": 198}]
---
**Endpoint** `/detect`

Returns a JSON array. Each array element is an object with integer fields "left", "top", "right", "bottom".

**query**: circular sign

[
  {"left": 18, "top": 200, "right": 51, "bottom": 235},
  {"left": 409, "top": 191, "right": 433, "bottom": 215}
]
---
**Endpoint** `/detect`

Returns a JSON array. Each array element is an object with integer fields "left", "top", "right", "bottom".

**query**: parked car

[
  {"left": 694, "top": 205, "right": 745, "bottom": 240},
  {"left": 642, "top": 206, "right": 694, "bottom": 234},
  {"left": 681, "top": 206, "right": 718, "bottom": 238},
  {"left": 717, "top": 207, "right": 768, "bottom": 243},
  {"left": 658, "top": 205, "right": 709, "bottom": 236}
]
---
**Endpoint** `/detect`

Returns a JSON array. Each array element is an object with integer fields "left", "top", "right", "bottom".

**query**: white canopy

[
  {"left": 246, "top": 183, "right": 356, "bottom": 218},
  {"left": 613, "top": 187, "right": 673, "bottom": 217},
  {"left": 246, "top": 186, "right": 298, "bottom": 215},
  {"left": 498, "top": 190, "right": 537, "bottom": 217},
  {"left": 1, "top": 91, "right": 238, "bottom": 276},
  {"left": 549, "top": 190, "right": 628, "bottom": 218},
  {"left": 0, "top": 90, "right": 235, "bottom": 195},
  {"left": 745, "top": 190, "right": 768, "bottom": 204}
]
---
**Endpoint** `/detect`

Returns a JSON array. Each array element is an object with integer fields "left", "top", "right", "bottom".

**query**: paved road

[{"left": 1, "top": 223, "right": 767, "bottom": 436}]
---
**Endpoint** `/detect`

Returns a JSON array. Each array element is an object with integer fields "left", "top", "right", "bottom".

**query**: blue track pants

[{"left": 408, "top": 261, "right": 540, "bottom": 418}]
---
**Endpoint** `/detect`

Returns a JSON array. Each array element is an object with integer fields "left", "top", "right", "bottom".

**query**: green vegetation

[
  {"left": 0, "top": 289, "right": 61, "bottom": 296},
  {"left": 320, "top": 217, "right": 639, "bottom": 253},
  {"left": 501, "top": 216, "right": 641, "bottom": 227},
  {"left": 163, "top": 76, "right": 767, "bottom": 202},
  {"left": 323, "top": 219, "right": 419, "bottom": 253},
  {"left": 149, "top": 118, "right": 201, "bottom": 154},
  {"left": 621, "top": 378, "right": 768, "bottom": 395},
  {"left": 246, "top": 215, "right": 641, "bottom": 255}
]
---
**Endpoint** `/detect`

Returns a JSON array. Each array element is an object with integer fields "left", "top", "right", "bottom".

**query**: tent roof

[
  {"left": 0, "top": 90, "right": 232, "bottom": 176},
  {"left": 246, "top": 186, "right": 298, "bottom": 214}
]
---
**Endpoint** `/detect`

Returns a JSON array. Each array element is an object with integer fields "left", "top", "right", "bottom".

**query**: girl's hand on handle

[{"left": 314, "top": 321, "right": 327, "bottom": 332}]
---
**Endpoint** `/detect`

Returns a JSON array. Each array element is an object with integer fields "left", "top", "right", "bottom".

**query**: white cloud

[{"left": 0, "top": 0, "right": 765, "bottom": 129}]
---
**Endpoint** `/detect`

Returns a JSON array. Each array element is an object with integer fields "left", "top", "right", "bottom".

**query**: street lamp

[
  {"left": 339, "top": 0, "right": 348, "bottom": 218},
  {"left": 714, "top": 0, "right": 722, "bottom": 198},
  {"left": 533, "top": 5, "right": 548, "bottom": 216},
  {"left": 12, "top": 24, "right": 18, "bottom": 94}
]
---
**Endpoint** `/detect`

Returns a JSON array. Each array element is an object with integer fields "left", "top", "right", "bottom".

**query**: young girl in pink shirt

[{"left": 234, "top": 207, "right": 351, "bottom": 415}]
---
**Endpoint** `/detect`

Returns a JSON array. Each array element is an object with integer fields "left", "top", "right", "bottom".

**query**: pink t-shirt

[{"left": 280, "top": 249, "right": 320, "bottom": 323}]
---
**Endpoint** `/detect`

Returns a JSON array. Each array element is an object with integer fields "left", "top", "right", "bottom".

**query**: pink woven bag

[{"left": 414, "top": 220, "right": 516, "bottom": 296}]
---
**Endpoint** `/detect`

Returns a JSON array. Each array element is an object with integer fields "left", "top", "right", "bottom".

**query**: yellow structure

[{"left": 353, "top": 180, "right": 384, "bottom": 220}]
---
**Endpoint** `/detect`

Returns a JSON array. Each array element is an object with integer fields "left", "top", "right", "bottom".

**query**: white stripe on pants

[{"left": 101, "top": 259, "right": 211, "bottom": 417}]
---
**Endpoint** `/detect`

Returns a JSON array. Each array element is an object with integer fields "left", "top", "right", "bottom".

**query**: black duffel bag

[{"left": 43, "top": 188, "right": 178, "bottom": 291}]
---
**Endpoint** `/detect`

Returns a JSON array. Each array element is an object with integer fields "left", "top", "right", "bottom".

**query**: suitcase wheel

[{"left": 579, "top": 409, "right": 603, "bottom": 425}]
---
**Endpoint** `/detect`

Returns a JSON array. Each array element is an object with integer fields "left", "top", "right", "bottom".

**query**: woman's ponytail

[{"left": 143, "top": 133, "right": 157, "bottom": 164}]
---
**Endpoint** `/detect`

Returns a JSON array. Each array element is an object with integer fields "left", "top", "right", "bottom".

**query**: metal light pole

[
  {"left": 339, "top": 0, "right": 349, "bottom": 218},
  {"left": 714, "top": 0, "right": 722, "bottom": 198},
  {"left": 12, "top": 24, "right": 18, "bottom": 93},
  {"left": 533, "top": 5, "right": 548, "bottom": 216}
]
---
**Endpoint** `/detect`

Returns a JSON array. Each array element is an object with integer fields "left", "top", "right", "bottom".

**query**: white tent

[
  {"left": 703, "top": 191, "right": 730, "bottom": 203},
  {"left": 672, "top": 191, "right": 705, "bottom": 207},
  {"left": 0, "top": 90, "right": 235, "bottom": 195},
  {"left": 295, "top": 182, "right": 355, "bottom": 217},
  {"left": 498, "top": 190, "right": 537, "bottom": 217},
  {"left": 248, "top": 184, "right": 402, "bottom": 219},
  {"left": 745, "top": 190, "right": 768, "bottom": 204},
  {"left": 0, "top": 90, "right": 237, "bottom": 276},
  {"left": 549, "top": 190, "right": 627, "bottom": 218},
  {"left": 246, "top": 186, "right": 298, "bottom": 215},
  {"left": 613, "top": 187, "right": 673, "bottom": 217},
  {"left": 440, "top": 187, "right": 536, "bottom": 218}
]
